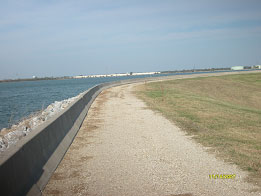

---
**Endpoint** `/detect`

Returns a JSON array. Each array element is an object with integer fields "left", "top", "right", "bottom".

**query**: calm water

[
  {"left": 0, "top": 74, "right": 163, "bottom": 129},
  {"left": 0, "top": 70, "right": 248, "bottom": 130}
]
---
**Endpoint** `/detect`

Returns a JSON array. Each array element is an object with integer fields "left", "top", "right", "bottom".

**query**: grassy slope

[{"left": 135, "top": 73, "right": 261, "bottom": 186}]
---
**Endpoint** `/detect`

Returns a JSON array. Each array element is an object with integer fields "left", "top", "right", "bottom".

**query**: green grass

[{"left": 135, "top": 73, "right": 261, "bottom": 187}]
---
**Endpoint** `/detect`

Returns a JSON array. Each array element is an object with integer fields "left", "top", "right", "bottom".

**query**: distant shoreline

[
  {"left": 0, "top": 67, "right": 255, "bottom": 83},
  {"left": 0, "top": 76, "right": 72, "bottom": 83}
]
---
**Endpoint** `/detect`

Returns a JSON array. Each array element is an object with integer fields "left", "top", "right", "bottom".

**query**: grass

[{"left": 135, "top": 73, "right": 261, "bottom": 187}]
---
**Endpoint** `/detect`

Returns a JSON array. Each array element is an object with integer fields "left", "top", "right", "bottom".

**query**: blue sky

[{"left": 0, "top": 0, "right": 261, "bottom": 79}]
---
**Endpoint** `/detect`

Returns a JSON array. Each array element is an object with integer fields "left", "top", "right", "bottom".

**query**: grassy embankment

[{"left": 135, "top": 73, "right": 261, "bottom": 186}]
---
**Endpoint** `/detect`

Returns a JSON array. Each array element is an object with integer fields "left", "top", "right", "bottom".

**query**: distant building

[
  {"left": 231, "top": 66, "right": 244, "bottom": 70},
  {"left": 131, "top": 72, "right": 160, "bottom": 76},
  {"left": 252, "top": 65, "right": 261, "bottom": 69},
  {"left": 73, "top": 71, "right": 160, "bottom": 79},
  {"left": 74, "top": 75, "right": 88, "bottom": 78}
]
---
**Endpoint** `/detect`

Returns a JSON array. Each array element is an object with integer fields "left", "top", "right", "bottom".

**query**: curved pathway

[{"left": 43, "top": 84, "right": 260, "bottom": 196}]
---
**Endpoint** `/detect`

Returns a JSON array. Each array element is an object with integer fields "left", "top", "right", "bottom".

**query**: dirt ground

[{"left": 43, "top": 83, "right": 261, "bottom": 196}]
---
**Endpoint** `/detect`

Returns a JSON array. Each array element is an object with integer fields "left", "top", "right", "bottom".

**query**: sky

[{"left": 0, "top": 0, "right": 261, "bottom": 79}]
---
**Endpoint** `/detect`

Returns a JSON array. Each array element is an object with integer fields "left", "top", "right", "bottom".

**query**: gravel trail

[{"left": 43, "top": 83, "right": 260, "bottom": 196}]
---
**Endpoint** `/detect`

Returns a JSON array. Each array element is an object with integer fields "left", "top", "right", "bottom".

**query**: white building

[
  {"left": 73, "top": 71, "right": 160, "bottom": 79},
  {"left": 252, "top": 65, "right": 261, "bottom": 69},
  {"left": 231, "top": 66, "right": 244, "bottom": 70},
  {"left": 132, "top": 72, "right": 160, "bottom": 76}
]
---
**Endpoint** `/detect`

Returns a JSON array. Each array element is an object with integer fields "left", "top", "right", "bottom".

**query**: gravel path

[{"left": 43, "top": 83, "right": 260, "bottom": 196}]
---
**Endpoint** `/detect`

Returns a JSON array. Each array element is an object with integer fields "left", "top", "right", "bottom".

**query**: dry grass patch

[{"left": 135, "top": 73, "right": 261, "bottom": 187}]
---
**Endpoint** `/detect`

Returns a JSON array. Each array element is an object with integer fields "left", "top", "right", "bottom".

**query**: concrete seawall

[
  {"left": 0, "top": 70, "right": 260, "bottom": 196},
  {"left": 0, "top": 78, "right": 148, "bottom": 196}
]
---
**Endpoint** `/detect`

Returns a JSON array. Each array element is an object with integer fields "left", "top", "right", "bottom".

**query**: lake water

[
  {"left": 0, "top": 74, "right": 164, "bottom": 129},
  {"left": 0, "top": 70, "right": 249, "bottom": 130}
]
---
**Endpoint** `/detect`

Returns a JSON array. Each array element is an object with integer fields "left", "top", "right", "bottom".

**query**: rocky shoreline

[{"left": 0, "top": 92, "right": 84, "bottom": 153}]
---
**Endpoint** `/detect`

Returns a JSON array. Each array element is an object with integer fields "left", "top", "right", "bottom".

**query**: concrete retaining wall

[
  {"left": 0, "top": 70, "right": 259, "bottom": 196},
  {"left": 0, "top": 83, "right": 106, "bottom": 196},
  {"left": 0, "top": 77, "right": 148, "bottom": 196}
]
